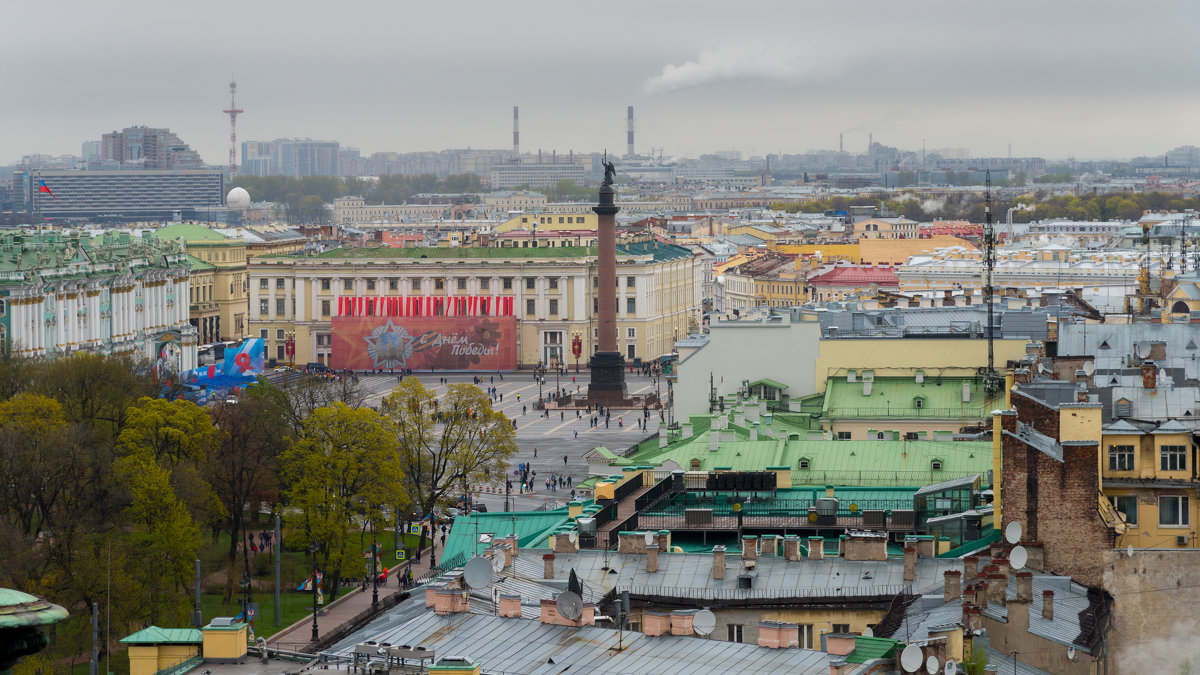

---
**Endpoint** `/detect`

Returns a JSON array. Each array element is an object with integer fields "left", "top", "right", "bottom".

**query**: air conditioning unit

[{"left": 1178, "top": 535, "right": 1188, "bottom": 546}]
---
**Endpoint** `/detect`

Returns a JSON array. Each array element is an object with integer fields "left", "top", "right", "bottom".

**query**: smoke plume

[{"left": 643, "top": 44, "right": 826, "bottom": 95}]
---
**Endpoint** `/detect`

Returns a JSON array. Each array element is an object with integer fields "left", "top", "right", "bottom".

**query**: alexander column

[{"left": 587, "top": 155, "right": 628, "bottom": 402}]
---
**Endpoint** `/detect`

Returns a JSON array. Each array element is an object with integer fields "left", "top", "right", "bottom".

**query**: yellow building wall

[
  {"left": 814, "top": 339, "right": 1029, "bottom": 393},
  {"left": 760, "top": 608, "right": 885, "bottom": 637},
  {"left": 156, "top": 645, "right": 200, "bottom": 671},
  {"left": 496, "top": 213, "right": 597, "bottom": 233},
  {"left": 127, "top": 646, "right": 160, "bottom": 675},
  {"left": 859, "top": 235, "right": 977, "bottom": 266},
  {"left": 1102, "top": 430, "right": 1199, "bottom": 549},
  {"left": 1058, "top": 406, "right": 1102, "bottom": 443},
  {"left": 202, "top": 625, "right": 248, "bottom": 659},
  {"left": 774, "top": 244, "right": 859, "bottom": 262}
]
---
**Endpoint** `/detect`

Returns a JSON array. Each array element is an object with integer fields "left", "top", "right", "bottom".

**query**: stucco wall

[{"left": 1104, "top": 549, "right": 1200, "bottom": 673}]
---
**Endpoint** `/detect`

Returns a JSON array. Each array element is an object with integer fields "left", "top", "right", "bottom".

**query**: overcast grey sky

[{"left": 3, "top": 0, "right": 1196, "bottom": 165}]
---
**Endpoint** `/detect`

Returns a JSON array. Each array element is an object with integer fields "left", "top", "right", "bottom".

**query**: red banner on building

[{"left": 331, "top": 316, "right": 518, "bottom": 371}]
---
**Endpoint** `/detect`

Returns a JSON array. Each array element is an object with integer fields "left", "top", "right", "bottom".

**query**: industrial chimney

[
  {"left": 627, "top": 106, "right": 635, "bottom": 157},
  {"left": 513, "top": 106, "right": 520, "bottom": 155}
]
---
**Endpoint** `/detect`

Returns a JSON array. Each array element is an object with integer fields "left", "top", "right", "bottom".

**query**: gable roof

[{"left": 119, "top": 626, "right": 202, "bottom": 645}]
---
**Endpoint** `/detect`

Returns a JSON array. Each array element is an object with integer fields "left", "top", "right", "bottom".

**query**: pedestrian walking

[
  {"left": 534, "top": 447, "right": 537, "bottom": 458},
  {"left": 564, "top": 454, "right": 568, "bottom": 466},
  {"left": 574, "top": 429, "right": 578, "bottom": 439}
]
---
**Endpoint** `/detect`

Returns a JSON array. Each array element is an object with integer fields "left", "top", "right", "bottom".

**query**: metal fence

[
  {"left": 825, "top": 406, "right": 989, "bottom": 419},
  {"left": 789, "top": 469, "right": 979, "bottom": 487},
  {"left": 612, "top": 472, "right": 645, "bottom": 502},
  {"left": 634, "top": 475, "right": 675, "bottom": 512},
  {"left": 624, "top": 584, "right": 908, "bottom": 601},
  {"left": 644, "top": 497, "right": 910, "bottom": 518}
]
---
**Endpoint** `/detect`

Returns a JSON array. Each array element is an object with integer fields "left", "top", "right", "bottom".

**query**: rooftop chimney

[
  {"left": 1015, "top": 571, "right": 1033, "bottom": 603},
  {"left": 646, "top": 543, "right": 659, "bottom": 573},
  {"left": 903, "top": 546, "right": 917, "bottom": 582},
  {"left": 543, "top": 553, "right": 555, "bottom": 580},
  {"left": 1042, "top": 590, "right": 1055, "bottom": 620},
  {"left": 757, "top": 621, "right": 800, "bottom": 649},
  {"left": 742, "top": 536, "right": 758, "bottom": 560},
  {"left": 783, "top": 535, "right": 803, "bottom": 562},
  {"left": 498, "top": 593, "right": 521, "bottom": 618},
  {"left": 712, "top": 545, "right": 726, "bottom": 579},
  {"left": 808, "top": 537, "right": 824, "bottom": 560},
  {"left": 1142, "top": 361, "right": 1157, "bottom": 389},
  {"left": 669, "top": 610, "right": 695, "bottom": 636},
  {"left": 964, "top": 555, "right": 979, "bottom": 579},
  {"left": 944, "top": 570, "right": 962, "bottom": 603},
  {"left": 644, "top": 611, "right": 670, "bottom": 637}
]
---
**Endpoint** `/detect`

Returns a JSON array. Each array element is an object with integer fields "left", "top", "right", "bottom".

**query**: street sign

[
  {"left": 409, "top": 524, "right": 422, "bottom": 535},
  {"left": 396, "top": 549, "right": 406, "bottom": 561}
]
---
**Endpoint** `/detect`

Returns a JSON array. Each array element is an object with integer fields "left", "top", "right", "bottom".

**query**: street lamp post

[
  {"left": 572, "top": 334, "right": 582, "bottom": 374},
  {"left": 285, "top": 332, "right": 295, "bottom": 368},
  {"left": 371, "top": 523, "right": 379, "bottom": 608},
  {"left": 308, "top": 542, "right": 320, "bottom": 642}
]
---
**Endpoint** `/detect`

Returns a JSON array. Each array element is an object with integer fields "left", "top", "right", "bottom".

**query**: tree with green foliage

[
  {"left": 381, "top": 379, "right": 517, "bottom": 559},
  {"left": 280, "top": 403, "right": 405, "bottom": 599}
]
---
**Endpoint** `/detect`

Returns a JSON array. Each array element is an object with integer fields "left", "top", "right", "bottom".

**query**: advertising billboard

[{"left": 331, "top": 316, "right": 517, "bottom": 371}]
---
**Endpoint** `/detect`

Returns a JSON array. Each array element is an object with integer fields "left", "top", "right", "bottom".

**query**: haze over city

[{"left": 5, "top": 0, "right": 1199, "bottom": 164}]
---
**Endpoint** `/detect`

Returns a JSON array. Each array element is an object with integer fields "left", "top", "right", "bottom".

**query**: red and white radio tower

[{"left": 222, "top": 79, "right": 243, "bottom": 176}]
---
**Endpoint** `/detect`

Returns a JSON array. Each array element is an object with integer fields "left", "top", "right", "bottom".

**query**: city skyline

[{"left": 3, "top": 0, "right": 1199, "bottom": 166}]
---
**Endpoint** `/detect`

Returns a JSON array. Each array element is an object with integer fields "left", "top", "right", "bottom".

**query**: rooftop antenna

[
  {"left": 983, "top": 170, "right": 1001, "bottom": 396},
  {"left": 222, "top": 78, "right": 243, "bottom": 176}
]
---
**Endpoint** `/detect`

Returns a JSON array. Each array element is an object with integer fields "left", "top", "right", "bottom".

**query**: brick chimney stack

[
  {"left": 903, "top": 546, "right": 917, "bottom": 582},
  {"left": 646, "top": 544, "right": 659, "bottom": 573},
  {"left": 944, "top": 570, "right": 962, "bottom": 603},
  {"left": 1042, "top": 590, "right": 1055, "bottom": 620},
  {"left": 543, "top": 553, "right": 555, "bottom": 579},
  {"left": 713, "top": 545, "right": 726, "bottom": 580}
]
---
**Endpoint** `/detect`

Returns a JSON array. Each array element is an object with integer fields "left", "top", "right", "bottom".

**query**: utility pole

[{"left": 274, "top": 515, "right": 281, "bottom": 627}]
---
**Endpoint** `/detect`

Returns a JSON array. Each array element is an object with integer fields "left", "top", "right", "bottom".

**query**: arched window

[
  {"left": 931, "top": 459, "right": 944, "bottom": 471},
  {"left": 798, "top": 458, "right": 811, "bottom": 470},
  {"left": 690, "top": 458, "right": 702, "bottom": 470}
]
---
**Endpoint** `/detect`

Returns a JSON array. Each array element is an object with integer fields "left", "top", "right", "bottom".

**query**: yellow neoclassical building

[
  {"left": 247, "top": 236, "right": 700, "bottom": 368},
  {"left": 154, "top": 223, "right": 249, "bottom": 342}
]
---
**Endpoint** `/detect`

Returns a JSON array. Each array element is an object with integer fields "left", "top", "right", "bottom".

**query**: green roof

[
  {"left": 186, "top": 254, "right": 215, "bottom": 270},
  {"left": 615, "top": 240, "right": 694, "bottom": 262},
  {"left": 823, "top": 376, "right": 1003, "bottom": 420},
  {"left": 120, "top": 626, "right": 203, "bottom": 645},
  {"left": 154, "top": 223, "right": 234, "bottom": 243},
  {"left": 442, "top": 509, "right": 572, "bottom": 561},
  {"left": 844, "top": 636, "right": 903, "bottom": 663},
  {"left": 311, "top": 245, "right": 598, "bottom": 260},
  {"left": 749, "top": 378, "right": 789, "bottom": 391}
]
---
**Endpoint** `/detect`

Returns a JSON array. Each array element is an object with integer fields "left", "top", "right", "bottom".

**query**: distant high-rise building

[
  {"left": 81, "top": 141, "right": 101, "bottom": 163},
  {"left": 239, "top": 139, "right": 340, "bottom": 177},
  {"left": 100, "top": 126, "right": 204, "bottom": 169}
]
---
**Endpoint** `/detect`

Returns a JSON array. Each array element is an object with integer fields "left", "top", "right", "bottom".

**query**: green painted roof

[
  {"left": 0, "top": 589, "right": 69, "bottom": 629},
  {"left": 749, "top": 378, "right": 789, "bottom": 391},
  {"left": 186, "top": 254, "right": 215, "bottom": 270},
  {"left": 844, "top": 636, "right": 902, "bottom": 663},
  {"left": 615, "top": 240, "right": 694, "bottom": 262},
  {"left": 442, "top": 509, "right": 572, "bottom": 561},
  {"left": 120, "top": 626, "right": 203, "bottom": 644},
  {"left": 311, "top": 246, "right": 598, "bottom": 260},
  {"left": 823, "top": 376, "right": 1003, "bottom": 420},
  {"left": 154, "top": 223, "right": 234, "bottom": 243}
]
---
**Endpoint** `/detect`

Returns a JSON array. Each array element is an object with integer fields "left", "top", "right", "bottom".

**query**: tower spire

[{"left": 222, "top": 79, "right": 244, "bottom": 176}]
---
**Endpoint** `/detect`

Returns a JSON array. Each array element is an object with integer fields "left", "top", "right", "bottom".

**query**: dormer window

[
  {"left": 690, "top": 458, "right": 702, "bottom": 470},
  {"left": 913, "top": 396, "right": 925, "bottom": 409},
  {"left": 931, "top": 459, "right": 944, "bottom": 471},
  {"left": 798, "top": 458, "right": 811, "bottom": 470}
]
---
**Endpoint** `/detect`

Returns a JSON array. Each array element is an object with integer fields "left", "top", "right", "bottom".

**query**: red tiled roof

[{"left": 808, "top": 266, "right": 899, "bottom": 287}]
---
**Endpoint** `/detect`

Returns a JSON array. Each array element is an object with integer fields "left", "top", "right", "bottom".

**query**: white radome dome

[{"left": 227, "top": 187, "right": 251, "bottom": 210}]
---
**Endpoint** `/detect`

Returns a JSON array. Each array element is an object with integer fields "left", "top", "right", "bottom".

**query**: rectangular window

[
  {"left": 321, "top": 300, "right": 330, "bottom": 316},
  {"left": 367, "top": 279, "right": 375, "bottom": 291},
  {"left": 435, "top": 279, "right": 444, "bottom": 290},
  {"left": 412, "top": 279, "right": 421, "bottom": 292},
  {"left": 837, "top": 431, "right": 852, "bottom": 440},
  {"left": 1108, "top": 445, "right": 1134, "bottom": 472},
  {"left": 457, "top": 278, "right": 467, "bottom": 290},
  {"left": 1161, "top": 445, "right": 1187, "bottom": 472},
  {"left": 549, "top": 278, "right": 559, "bottom": 290},
  {"left": 1109, "top": 495, "right": 1138, "bottom": 526},
  {"left": 627, "top": 328, "right": 636, "bottom": 339},
  {"left": 260, "top": 329, "right": 268, "bottom": 339},
  {"left": 389, "top": 279, "right": 398, "bottom": 291},
  {"left": 525, "top": 299, "right": 536, "bottom": 316},
  {"left": 276, "top": 299, "right": 286, "bottom": 316},
  {"left": 503, "top": 277, "right": 513, "bottom": 290},
  {"left": 321, "top": 278, "right": 330, "bottom": 290},
  {"left": 832, "top": 624, "right": 850, "bottom": 635},
  {"left": 1160, "top": 496, "right": 1190, "bottom": 526},
  {"left": 259, "top": 279, "right": 268, "bottom": 289},
  {"left": 549, "top": 299, "right": 559, "bottom": 316},
  {"left": 627, "top": 344, "right": 636, "bottom": 359},
  {"left": 276, "top": 278, "right": 285, "bottom": 289},
  {"left": 593, "top": 276, "right": 598, "bottom": 288},
  {"left": 480, "top": 278, "right": 490, "bottom": 290},
  {"left": 259, "top": 299, "right": 269, "bottom": 315},
  {"left": 277, "top": 345, "right": 285, "bottom": 360},
  {"left": 727, "top": 624, "right": 743, "bottom": 643},
  {"left": 276, "top": 329, "right": 285, "bottom": 339},
  {"left": 626, "top": 297, "right": 636, "bottom": 314},
  {"left": 799, "top": 625, "right": 814, "bottom": 649},
  {"left": 526, "top": 278, "right": 536, "bottom": 290},
  {"left": 343, "top": 278, "right": 354, "bottom": 291},
  {"left": 627, "top": 276, "right": 635, "bottom": 288},
  {"left": 593, "top": 298, "right": 598, "bottom": 313}
]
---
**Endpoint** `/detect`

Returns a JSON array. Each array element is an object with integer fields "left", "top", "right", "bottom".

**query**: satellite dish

[
  {"left": 900, "top": 645, "right": 923, "bottom": 673},
  {"left": 1083, "top": 361, "right": 1095, "bottom": 376},
  {"left": 944, "top": 661, "right": 957, "bottom": 675},
  {"left": 556, "top": 591, "right": 583, "bottom": 621},
  {"left": 568, "top": 531, "right": 577, "bottom": 543},
  {"left": 1137, "top": 341, "right": 1151, "bottom": 358},
  {"left": 1004, "top": 521, "right": 1023, "bottom": 545},
  {"left": 926, "top": 655, "right": 940, "bottom": 674},
  {"left": 863, "top": 626, "right": 874, "bottom": 637},
  {"left": 1067, "top": 646, "right": 1076, "bottom": 661},
  {"left": 1126, "top": 544, "right": 1134, "bottom": 557},
  {"left": 462, "top": 556, "right": 492, "bottom": 589},
  {"left": 644, "top": 532, "right": 656, "bottom": 546},
  {"left": 491, "top": 554, "right": 504, "bottom": 573},
  {"left": 1010, "top": 546, "right": 1028, "bottom": 570},
  {"left": 693, "top": 609, "right": 716, "bottom": 636}
]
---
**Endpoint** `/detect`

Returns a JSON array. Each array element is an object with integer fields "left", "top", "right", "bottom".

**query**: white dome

[{"left": 226, "top": 187, "right": 251, "bottom": 210}]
